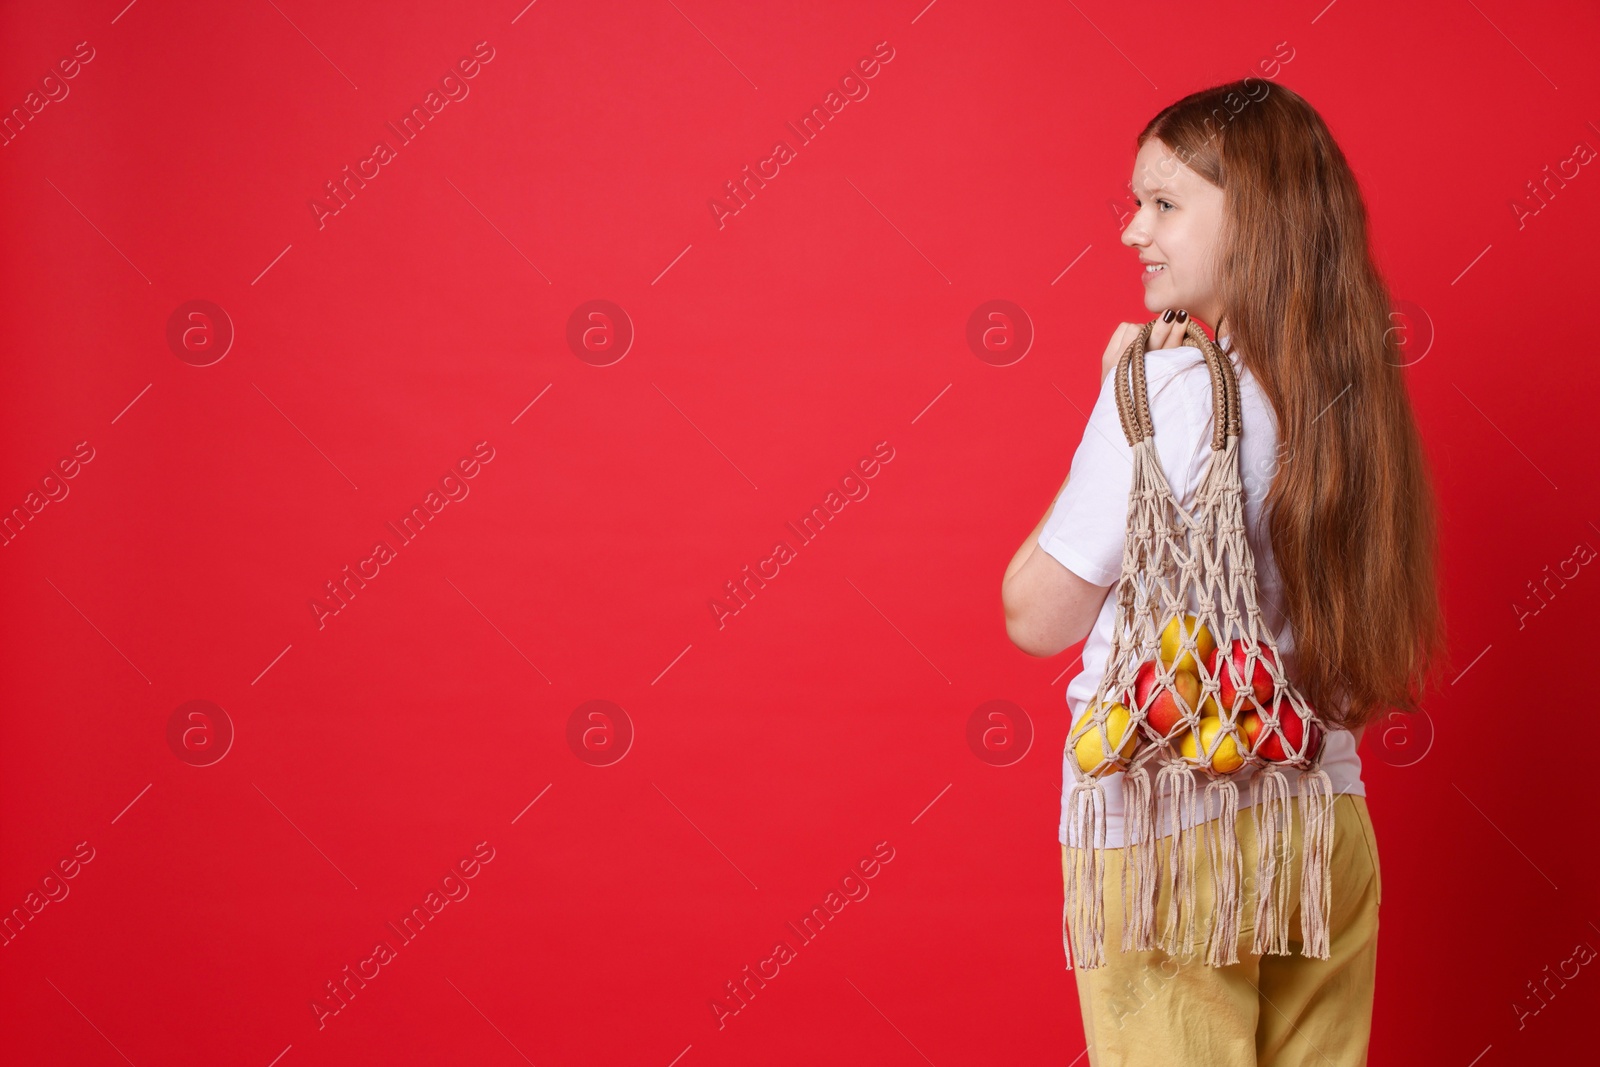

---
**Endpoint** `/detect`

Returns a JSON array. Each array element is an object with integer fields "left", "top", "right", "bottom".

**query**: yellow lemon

[
  {"left": 1072, "top": 702, "right": 1137, "bottom": 776},
  {"left": 1159, "top": 613, "right": 1217, "bottom": 676},
  {"left": 1179, "top": 715, "right": 1244, "bottom": 774}
]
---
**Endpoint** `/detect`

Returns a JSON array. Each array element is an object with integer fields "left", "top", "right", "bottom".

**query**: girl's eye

[{"left": 1156, "top": 198, "right": 1174, "bottom": 211}]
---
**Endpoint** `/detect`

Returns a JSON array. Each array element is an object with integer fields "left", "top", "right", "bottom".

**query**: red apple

[
  {"left": 1205, "top": 640, "right": 1279, "bottom": 715},
  {"left": 1252, "top": 696, "right": 1324, "bottom": 763},
  {"left": 1132, "top": 659, "right": 1200, "bottom": 740}
]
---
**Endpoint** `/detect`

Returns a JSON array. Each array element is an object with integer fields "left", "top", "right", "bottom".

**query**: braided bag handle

[
  {"left": 1062, "top": 320, "right": 1337, "bottom": 972},
  {"left": 1114, "top": 319, "right": 1240, "bottom": 451}
]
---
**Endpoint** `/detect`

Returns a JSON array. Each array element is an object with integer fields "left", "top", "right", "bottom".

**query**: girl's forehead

[{"left": 1133, "top": 143, "right": 1196, "bottom": 190}]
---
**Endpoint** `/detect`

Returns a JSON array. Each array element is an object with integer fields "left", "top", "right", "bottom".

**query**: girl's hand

[{"left": 1099, "top": 309, "right": 1197, "bottom": 383}]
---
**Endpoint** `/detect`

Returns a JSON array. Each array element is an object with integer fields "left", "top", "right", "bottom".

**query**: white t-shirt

[{"left": 1039, "top": 336, "right": 1365, "bottom": 847}]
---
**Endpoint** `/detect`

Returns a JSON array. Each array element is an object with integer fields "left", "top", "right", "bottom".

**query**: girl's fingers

[
  {"left": 1104, "top": 312, "right": 1198, "bottom": 380},
  {"left": 1117, "top": 322, "right": 1142, "bottom": 356},
  {"left": 1149, "top": 310, "right": 1178, "bottom": 349},
  {"left": 1150, "top": 309, "right": 1191, "bottom": 349}
]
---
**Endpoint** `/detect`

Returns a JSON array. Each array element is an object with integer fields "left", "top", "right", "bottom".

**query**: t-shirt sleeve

[{"left": 1038, "top": 351, "right": 1217, "bottom": 587}]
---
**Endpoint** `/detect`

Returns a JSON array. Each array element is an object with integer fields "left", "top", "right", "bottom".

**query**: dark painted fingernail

[
  {"left": 1176, "top": 309, "right": 1188, "bottom": 322},
  {"left": 1162, "top": 309, "right": 1174, "bottom": 322}
]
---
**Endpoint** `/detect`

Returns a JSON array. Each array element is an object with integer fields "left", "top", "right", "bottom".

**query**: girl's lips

[{"left": 1141, "top": 264, "right": 1166, "bottom": 285}]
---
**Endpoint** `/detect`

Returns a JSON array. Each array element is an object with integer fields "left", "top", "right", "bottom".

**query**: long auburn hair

[{"left": 1138, "top": 79, "right": 1447, "bottom": 731}]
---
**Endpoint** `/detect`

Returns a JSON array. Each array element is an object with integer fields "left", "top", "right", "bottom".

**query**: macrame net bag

[{"left": 1061, "top": 320, "right": 1336, "bottom": 971}]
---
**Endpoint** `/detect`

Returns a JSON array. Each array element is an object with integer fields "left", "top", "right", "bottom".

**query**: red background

[{"left": 2, "top": 1, "right": 1597, "bottom": 1063}]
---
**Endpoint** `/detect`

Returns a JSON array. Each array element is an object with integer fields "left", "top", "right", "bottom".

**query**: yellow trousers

[{"left": 1062, "top": 792, "right": 1382, "bottom": 1067}]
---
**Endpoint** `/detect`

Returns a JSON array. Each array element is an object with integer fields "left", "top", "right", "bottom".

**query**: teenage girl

[{"left": 1001, "top": 80, "right": 1445, "bottom": 1066}]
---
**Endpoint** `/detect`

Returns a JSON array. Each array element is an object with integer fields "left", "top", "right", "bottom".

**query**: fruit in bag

[
  {"left": 1179, "top": 714, "right": 1245, "bottom": 773},
  {"left": 1241, "top": 695, "right": 1324, "bottom": 763},
  {"left": 1071, "top": 702, "right": 1137, "bottom": 775},
  {"left": 1207, "top": 639, "right": 1279, "bottom": 713},
  {"left": 1159, "top": 613, "right": 1217, "bottom": 676},
  {"left": 1132, "top": 659, "right": 1200, "bottom": 739}
]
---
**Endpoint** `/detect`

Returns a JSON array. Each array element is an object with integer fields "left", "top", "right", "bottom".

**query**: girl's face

[{"left": 1121, "top": 138, "right": 1228, "bottom": 330}]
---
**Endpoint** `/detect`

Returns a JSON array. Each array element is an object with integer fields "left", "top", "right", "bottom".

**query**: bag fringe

[
  {"left": 1157, "top": 763, "right": 1200, "bottom": 959},
  {"left": 1203, "top": 776, "right": 1243, "bottom": 967},
  {"left": 1062, "top": 778, "right": 1108, "bottom": 969},
  {"left": 1121, "top": 762, "right": 1159, "bottom": 952},
  {"left": 1297, "top": 767, "right": 1337, "bottom": 959},
  {"left": 1250, "top": 764, "right": 1295, "bottom": 956}
]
